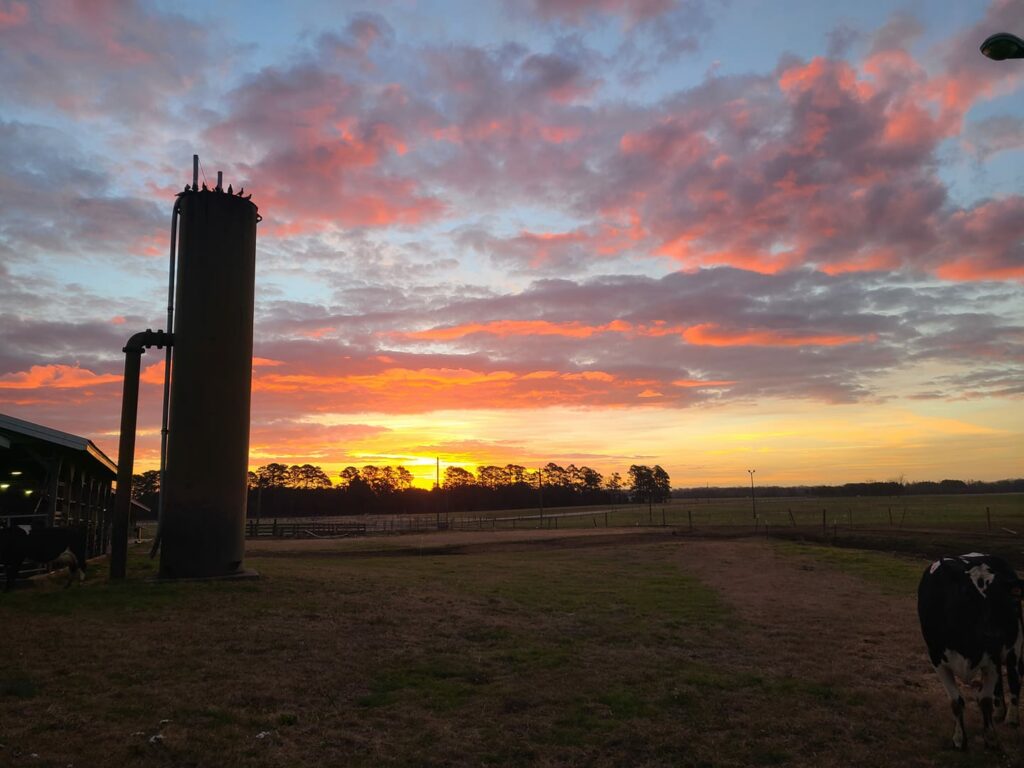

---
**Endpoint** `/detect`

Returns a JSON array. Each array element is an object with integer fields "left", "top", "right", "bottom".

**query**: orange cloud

[
  {"left": 248, "top": 365, "right": 725, "bottom": 413},
  {"left": 402, "top": 319, "right": 633, "bottom": 341},
  {"left": 0, "top": 364, "right": 121, "bottom": 390},
  {"left": 682, "top": 324, "right": 875, "bottom": 347}
]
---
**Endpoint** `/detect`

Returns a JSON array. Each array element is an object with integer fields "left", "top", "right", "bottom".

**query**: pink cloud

[
  {"left": 205, "top": 65, "right": 444, "bottom": 235},
  {"left": 0, "top": 1, "right": 27, "bottom": 29},
  {"left": 524, "top": 0, "right": 675, "bottom": 24},
  {"left": 0, "top": 0, "right": 209, "bottom": 118}
]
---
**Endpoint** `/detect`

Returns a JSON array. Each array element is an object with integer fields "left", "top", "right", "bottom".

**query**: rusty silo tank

[{"left": 159, "top": 177, "right": 260, "bottom": 579}]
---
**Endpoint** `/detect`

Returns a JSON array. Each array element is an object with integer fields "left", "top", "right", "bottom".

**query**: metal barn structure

[{"left": 0, "top": 412, "right": 116, "bottom": 559}]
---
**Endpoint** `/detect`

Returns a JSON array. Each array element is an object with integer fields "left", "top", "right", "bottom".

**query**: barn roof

[{"left": 0, "top": 412, "right": 117, "bottom": 478}]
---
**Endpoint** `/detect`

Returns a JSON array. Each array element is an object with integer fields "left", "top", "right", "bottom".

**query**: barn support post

[
  {"left": 60, "top": 461, "right": 74, "bottom": 525},
  {"left": 46, "top": 456, "right": 62, "bottom": 526}
]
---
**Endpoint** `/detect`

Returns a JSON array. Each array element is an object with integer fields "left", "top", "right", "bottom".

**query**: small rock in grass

[
  {"left": 159, "top": 719, "right": 171, "bottom": 726},
  {"left": 130, "top": 731, "right": 145, "bottom": 737},
  {"left": 256, "top": 731, "right": 272, "bottom": 740},
  {"left": 149, "top": 735, "right": 164, "bottom": 746}
]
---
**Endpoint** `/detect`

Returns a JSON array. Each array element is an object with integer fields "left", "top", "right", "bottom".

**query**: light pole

[
  {"left": 980, "top": 32, "right": 1024, "bottom": 60},
  {"left": 747, "top": 469, "right": 756, "bottom": 519}
]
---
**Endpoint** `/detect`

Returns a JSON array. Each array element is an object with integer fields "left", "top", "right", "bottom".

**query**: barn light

[
  {"left": 24, "top": 489, "right": 33, "bottom": 496},
  {"left": 10, "top": 470, "right": 22, "bottom": 476},
  {"left": 0, "top": 483, "right": 9, "bottom": 490},
  {"left": 980, "top": 32, "right": 1024, "bottom": 60}
]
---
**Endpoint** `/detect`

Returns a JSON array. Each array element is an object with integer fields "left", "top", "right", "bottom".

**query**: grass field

[{"left": 4, "top": 520, "right": 1024, "bottom": 767}]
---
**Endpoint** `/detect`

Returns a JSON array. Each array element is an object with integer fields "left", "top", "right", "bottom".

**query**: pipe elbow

[{"left": 123, "top": 329, "right": 173, "bottom": 353}]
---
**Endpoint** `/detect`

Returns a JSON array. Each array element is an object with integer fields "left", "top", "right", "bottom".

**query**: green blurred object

[{"left": 980, "top": 32, "right": 1024, "bottom": 60}]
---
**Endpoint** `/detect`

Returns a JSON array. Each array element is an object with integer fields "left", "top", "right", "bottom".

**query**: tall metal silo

[{"left": 159, "top": 182, "right": 259, "bottom": 579}]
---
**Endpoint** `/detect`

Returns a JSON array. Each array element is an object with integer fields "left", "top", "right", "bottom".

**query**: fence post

[
  {"left": 888, "top": 506, "right": 893, "bottom": 526},
  {"left": 662, "top": 507, "right": 666, "bottom": 527},
  {"left": 788, "top": 508, "right": 796, "bottom": 527},
  {"left": 821, "top": 509, "right": 826, "bottom": 536},
  {"left": 848, "top": 509, "right": 852, "bottom": 528},
  {"left": 605, "top": 511, "right": 609, "bottom": 527},
  {"left": 688, "top": 509, "right": 693, "bottom": 531},
  {"left": 987, "top": 506, "right": 992, "bottom": 531}
]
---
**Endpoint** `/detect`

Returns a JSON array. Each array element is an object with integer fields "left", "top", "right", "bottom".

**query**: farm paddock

[{"left": 1, "top": 529, "right": 1022, "bottom": 767}]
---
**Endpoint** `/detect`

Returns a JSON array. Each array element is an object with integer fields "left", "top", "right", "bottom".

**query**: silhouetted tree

[
  {"left": 337, "top": 466, "right": 362, "bottom": 489},
  {"left": 652, "top": 465, "right": 671, "bottom": 502},
  {"left": 504, "top": 464, "right": 529, "bottom": 485},
  {"left": 443, "top": 466, "right": 475, "bottom": 489},
  {"left": 477, "top": 465, "right": 506, "bottom": 489},
  {"left": 606, "top": 471, "right": 623, "bottom": 503},
  {"left": 255, "top": 463, "right": 290, "bottom": 489},
  {"left": 288, "top": 464, "right": 332, "bottom": 489},
  {"left": 579, "top": 466, "right": 603, "bottom": 495},
  {"left": 628, "top": 464, "right": 655, "bottom": 505},
  {"left": 132, "top": 469, "right": 160, "bottom": 499}
]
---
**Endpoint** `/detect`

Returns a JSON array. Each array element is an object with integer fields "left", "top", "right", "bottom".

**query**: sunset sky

[{"left": 1, "top": 0, "right": 1022, "bottom": 488}]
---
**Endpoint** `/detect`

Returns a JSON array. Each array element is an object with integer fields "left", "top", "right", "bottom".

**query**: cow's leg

[
  {"left": 4, "top": 555, "right": 24, "bottom": 592},
  {"left": 1007, "top": 649, "right": 1021, "bottom": 727},
  {"left": 994, "top": 662, "right": 1007, "bottom": 723},
  {"left": 979, "top": 662, "right": 1001, "bottom": 749},
  {"left": 937, "top": 664, "right": 968, "bottom": 749}
]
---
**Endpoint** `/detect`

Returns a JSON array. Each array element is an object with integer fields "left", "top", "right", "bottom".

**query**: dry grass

[{"left": 0, "top": 531, "right": 1021, "bottom": 767}]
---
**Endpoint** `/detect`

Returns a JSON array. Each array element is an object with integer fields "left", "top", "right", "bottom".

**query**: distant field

[
  {"left": 242, "top": 492, "right": 1023, "bottom": 536},
  {"left": 1, "top": 528, "right": 1019, "bottom": 767}
]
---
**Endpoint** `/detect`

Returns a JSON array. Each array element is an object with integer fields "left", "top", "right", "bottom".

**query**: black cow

[
  {"left": 0, "top": 524, "right": 88, "bottom": 591},
  {"left": 918, "top": 552, "right": 1024, "bottom": 749}
]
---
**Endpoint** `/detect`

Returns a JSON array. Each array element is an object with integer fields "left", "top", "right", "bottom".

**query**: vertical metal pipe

[
  {"left": 192, "top": 155, "right": 198, "bottom": 190},
  {"left": 152, "top": 202, "right": 180, "bottom": 558},
  {"left": 111, "top": 347, "right": 143, "bottom": 580}
]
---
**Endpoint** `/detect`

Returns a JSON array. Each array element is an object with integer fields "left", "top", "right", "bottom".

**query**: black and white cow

[
  {"left": 0, "top": 524, "right": 88, "bottom": 591},
  {"left": 918, "top": 552, "right": 1024, "bottom": 749}
]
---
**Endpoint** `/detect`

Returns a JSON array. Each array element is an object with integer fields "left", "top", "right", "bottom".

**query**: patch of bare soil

[
  {"left": 674, "top": 539, "right": 1024, "bottom": 766},
  {"left": 247, "top": 525, "right": 677, "bottom": 557}
]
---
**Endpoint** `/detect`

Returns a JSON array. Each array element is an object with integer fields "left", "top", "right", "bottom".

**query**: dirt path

[{"left": 675, "top": 539, "right": 1024, "bottom": 766}]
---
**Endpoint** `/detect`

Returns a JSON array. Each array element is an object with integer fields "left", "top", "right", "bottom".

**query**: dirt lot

[{"left": 1, "top": 529, "right": 1022, "bottom": 767}]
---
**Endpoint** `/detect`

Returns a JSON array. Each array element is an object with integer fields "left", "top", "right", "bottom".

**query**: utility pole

[{"left": 747, "top": 469, "right": 756, "bottom": 519}]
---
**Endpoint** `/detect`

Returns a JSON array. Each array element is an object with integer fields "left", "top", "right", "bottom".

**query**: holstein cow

[
  {"left": 918, "top": 552, "right": 1024, "bottom": 749},
  {"left": 0, "top": 524, "right": 88, "bottom": 591}
]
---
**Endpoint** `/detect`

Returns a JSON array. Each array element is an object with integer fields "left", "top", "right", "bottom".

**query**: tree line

[
  {"left": 672, "top": 478, "right": 1024, "bottom": 499},
  {"left": 130, "top": 462, "right": 672, "bottom": 518}
]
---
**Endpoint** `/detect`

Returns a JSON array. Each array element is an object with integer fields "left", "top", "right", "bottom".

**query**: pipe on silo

[
  {"left": 159, "top": 184, "right": 259, "bottom": 579},
  {"left": 150, "top": 199, "right": 181, "bottom": 560}
]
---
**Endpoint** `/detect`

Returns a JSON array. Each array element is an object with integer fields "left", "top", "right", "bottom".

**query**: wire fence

[{"left": 240, "top": 494, "right": 1023, "bottom": 540}]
